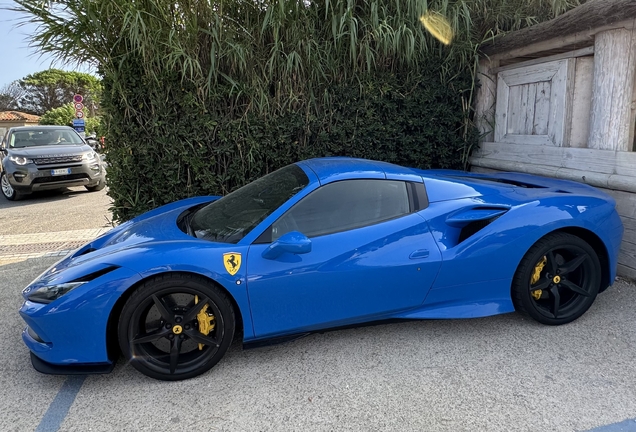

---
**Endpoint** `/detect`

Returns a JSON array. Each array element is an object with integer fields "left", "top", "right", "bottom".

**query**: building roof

[
  {"left": 0, "top": 111, "right": 41, "bottom": 123},
  {"left": 481, "top": 0, "right": 636, "bottom": 56}
]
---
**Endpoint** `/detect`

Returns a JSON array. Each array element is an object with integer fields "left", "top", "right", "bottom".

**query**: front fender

[{"left": 105, "top": 242, "right": 255, "bottom": 339}]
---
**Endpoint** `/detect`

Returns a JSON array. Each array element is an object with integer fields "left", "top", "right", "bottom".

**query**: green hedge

[{"left": 104, "top": 63, "right": 476, "bottom": 221}]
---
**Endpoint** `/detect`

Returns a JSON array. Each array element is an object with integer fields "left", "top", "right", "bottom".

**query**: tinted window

[
  {"left": 190, "top": 164, "right": 309, "bottom": 244},
  {"left": 271, "top": 179, "right": 410, "bottom": 240}
]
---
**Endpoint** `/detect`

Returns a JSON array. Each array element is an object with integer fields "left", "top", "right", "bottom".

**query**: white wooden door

[{"left": 495, "top": 59, "right": 575, "bottom": 146}]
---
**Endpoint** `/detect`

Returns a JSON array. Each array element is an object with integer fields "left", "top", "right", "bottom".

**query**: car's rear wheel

[
  {"left": 118, "top": 274, "right": 235, "bottom": 380},
  {"left": 512, "top": 232, "right": 601, "bottom": 325},
  {"left": 1, "top": 172, "right": 22, "bottom": 201}
]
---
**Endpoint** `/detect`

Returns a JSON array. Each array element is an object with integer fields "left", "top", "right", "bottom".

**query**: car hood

[
  {"left": 34, "top": 196, "right": 222, "bottom": 282},
  {"left": 8, "top": 144, "right": 92, "bottom": 157}
]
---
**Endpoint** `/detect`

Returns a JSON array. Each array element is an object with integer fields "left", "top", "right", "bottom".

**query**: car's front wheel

[
  {"left": 1, "top": 172, "right": 22, "bottom": 201},
  {"left": 512, "top": 232, "right": 601, "bottom": 325},
  {"left": 85, "top": 179, "right": 105, "bottom": 192},
  {"left": 118, "top": 274, "right": 235, "bottom": 380}
]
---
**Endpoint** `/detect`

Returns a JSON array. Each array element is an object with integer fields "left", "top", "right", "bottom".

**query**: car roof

[
  {"left": 299, "top": 157, "right": 419, "bottom": 183},
  {"left": 9, "top": 125, "right": 74, "bottom": 131}
]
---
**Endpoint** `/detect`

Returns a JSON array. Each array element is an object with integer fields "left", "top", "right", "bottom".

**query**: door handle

[{"left": 409, "top": 249, "right": 429, "bottom": 259}]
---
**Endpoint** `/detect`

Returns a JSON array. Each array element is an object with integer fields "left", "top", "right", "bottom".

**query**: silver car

[{"left": 0, "top": 126, "right": 106, "bottom": 201}]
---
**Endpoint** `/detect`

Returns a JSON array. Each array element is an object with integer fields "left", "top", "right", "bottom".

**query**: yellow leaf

[{"left": 419, "top": 11, "right": 454, "bottom": 45}]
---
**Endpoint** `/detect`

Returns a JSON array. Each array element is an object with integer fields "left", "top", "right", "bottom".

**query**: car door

[{"left": 245, "top": 179, "right": 442, "bottom": 338}]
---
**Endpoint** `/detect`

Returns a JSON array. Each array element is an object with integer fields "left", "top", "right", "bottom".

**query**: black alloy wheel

[
  {"left": 118, "top": 274, "right": 235, "bottom": 380},
  {"left": 512, "top": 232, "right": 601, "bottom": 325}
]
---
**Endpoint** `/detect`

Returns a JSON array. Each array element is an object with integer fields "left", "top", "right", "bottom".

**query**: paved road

[
  {"left": 0, "top": 187, "right": 112, "bottom": 265},
  {"left": 0, "top": 187, "right": 112, "bottom": 235},
  {"left": 1, "top": 188, "right": 635, "bottom": 431},
  {"left": 2, "top": 258, "right": 636, "bottom": 432}
]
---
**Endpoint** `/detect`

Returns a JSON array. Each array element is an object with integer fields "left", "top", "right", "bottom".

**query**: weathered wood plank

[
  {"left": 473, "top": 142, "right": 636, "bottom": 176},
  {"left": 507, "top": 85, "right": 523, "bottom": 134},
  {"left": 518, "top": 84, "right": 530, "bottom": 134},
  {"left": 569, "top": 56, "right": 594, "bottom": 148},
  {"left": 588, "top": 28, "right": 636, "bottom": 151},
  {"left": 623, "top": 221, "right": 636, "bottom": 245},
  {"left": 618, "top": 240, "right": 636, "bottom": 277},
  {"left": 494, "top": 75, "right": 510, "bottom": 142},
  {"left": 548, "top": 58, "right": 575, "bottom": 147},
  {"left": 500, "top": 62, "right": 559, "bottom": 87},
  {"left": 497, "top": 134, "right": 552, "bottom": 146},
  {"left": 617, "top": 264, "right": 636, "bottom": 281},
  {"left": 475, "top": 58, "right": 499, "bottom": 142},
  {"left": 481, "top": 1, "right": 636, "bottom": 56},
  {"left": 629, "top": 69, "right": 636, "bottom": 151},
  {"left": 606, "top": 190, "right": 636, "bottom": 219},
  {"left": 533, "top": 81, "right": 551, "bottom": 135},
  {"left": 524, "top": 83, "right": 537, "bottom": 135},
  {"left": 471, "top": 158, "right": 636, "bottom": 194},
  {"left": 630, "top": 65, "right": 636, "bottom": 151},
  {"left": 490, "top": 46, "right": 595, "bottom": 74}
]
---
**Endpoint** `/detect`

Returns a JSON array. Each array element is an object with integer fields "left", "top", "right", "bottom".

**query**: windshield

[
  {"left": 190, "top": 164, "right": 309, "bottom": 243},
  {"left": 9, "top": 128, "right": 84, "bottom": 148}
]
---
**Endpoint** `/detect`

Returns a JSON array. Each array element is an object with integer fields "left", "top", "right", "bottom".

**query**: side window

[{"left": 271, "top": 179, "right": 410, "bottom": 241}]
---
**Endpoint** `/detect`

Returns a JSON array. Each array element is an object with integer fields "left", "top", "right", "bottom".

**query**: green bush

[{"left": 103, "top": 64, "right": 476, "bottom": 220}]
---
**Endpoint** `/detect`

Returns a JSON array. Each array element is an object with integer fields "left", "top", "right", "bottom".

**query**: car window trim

[{"left": 253, "top": 179, "right": 428, "bottom": 245}]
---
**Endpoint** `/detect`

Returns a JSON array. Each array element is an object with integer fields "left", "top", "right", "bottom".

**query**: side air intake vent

[
  {"left": 71, "top": 265, "right": 120, "bottom": 283},
  {"left": 445, "top": 206, "right": 509, "bottom": 244},
  {"left": 458, "top": 215, "right": 502, "bottom": 243}
]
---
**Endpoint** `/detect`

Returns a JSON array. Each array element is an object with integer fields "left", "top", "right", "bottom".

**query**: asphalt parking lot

[{"left": 1, "top": 188, "right": 636, "bottom": 432}]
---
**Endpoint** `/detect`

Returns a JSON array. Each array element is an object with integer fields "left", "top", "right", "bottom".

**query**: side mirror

[{"left": 262, "top": 231, "right": 312, "bottom": 260}]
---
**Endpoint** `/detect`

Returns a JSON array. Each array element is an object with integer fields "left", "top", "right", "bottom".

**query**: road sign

[
  {"left": 72, "top": 118, "right": 85, "bottom": 133},
  {"left": 73, "top": 94, "right": 83, "bottom": 103},
  {"left": 74, "top": 102, "right": 84, "bottom": 110},
  {"left": 75, "top": 111, "right": 85, "bottom": 119}
]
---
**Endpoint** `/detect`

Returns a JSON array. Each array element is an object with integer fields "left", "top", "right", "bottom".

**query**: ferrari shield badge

[{"left": 223, "top": 252, "right": 242, "bottom": 276}]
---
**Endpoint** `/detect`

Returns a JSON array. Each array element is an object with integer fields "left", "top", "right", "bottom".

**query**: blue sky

[{"left": 0, "top": 3, "right": 93, "bottom": 87}]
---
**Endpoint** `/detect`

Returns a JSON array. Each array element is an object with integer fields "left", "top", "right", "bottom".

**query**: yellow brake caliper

[
  {"left": 194, "top": 295, "right": 216, "bottom": 350},
  {"left": 530, "top": 256, "right": 547, "bottom": 300}
]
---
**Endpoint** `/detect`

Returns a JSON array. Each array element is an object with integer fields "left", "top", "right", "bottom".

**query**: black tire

[
  {"left": 512, "top": 232, "right": 601, "bottom": 325},
  {"left": 1, "top": 172, "right": 22, "bottom": 201},
  {"left": 85, "top": 179, "right": 105, "bottom": 192},
  {"left": 118, "top": 273, "right": 235, "bottom": 381}
]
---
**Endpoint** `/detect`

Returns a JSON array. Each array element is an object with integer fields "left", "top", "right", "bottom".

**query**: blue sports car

[{"left": 20, "top": 158, "right": 624, "bottom": 380}]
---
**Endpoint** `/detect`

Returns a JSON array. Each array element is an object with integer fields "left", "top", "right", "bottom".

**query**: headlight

[
  {"left": 26, "top": 281, "right": 87, "bottom": 304},
  {"left": 9, "top": 155, "right": 33, "bottom": 165},
  {"left": 82, "top": 152, "right": 98, "bottom": 161}
]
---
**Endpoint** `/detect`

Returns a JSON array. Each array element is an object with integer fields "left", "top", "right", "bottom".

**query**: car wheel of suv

[
  {"left": 85, "top": 179, "right": 105, "bottom": 192},
  {"left": 1, "top": 172, "right": 22, "bottom": 201}
]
